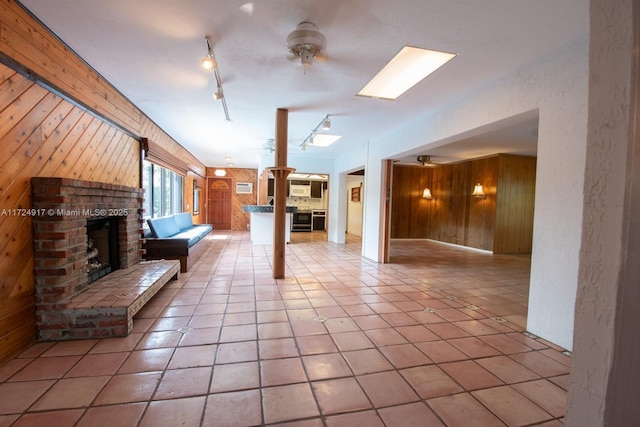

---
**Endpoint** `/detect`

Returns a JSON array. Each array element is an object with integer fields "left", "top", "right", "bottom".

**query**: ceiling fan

[
  {"left": 416, "top": 155, "right": 439, "bottom": 167},
  {"left": 287, "top": 22, "right": 327, "bottom": 67}
]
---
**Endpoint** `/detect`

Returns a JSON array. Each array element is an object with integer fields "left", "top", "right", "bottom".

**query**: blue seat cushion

[
  {"left": 147, "top": 216, "right": 180, "bottom": 238},
  {"left": 172, "top": 226, "right": 209, "bottom": 247},
  {"left": 174, "top": 212, "right": 193, "bottom": 230}
]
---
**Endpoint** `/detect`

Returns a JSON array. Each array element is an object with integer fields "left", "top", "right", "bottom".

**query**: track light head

[
  {"left": 322, "top": 116, "right": 331, "bottom": 130},
  {"left": 201, "top": 54, "right": 217, "bottom": 71}
]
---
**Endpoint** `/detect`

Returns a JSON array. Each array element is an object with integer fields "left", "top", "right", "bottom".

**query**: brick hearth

[{"left": 31, "top": 177, "right": 144, "bottom": 340}]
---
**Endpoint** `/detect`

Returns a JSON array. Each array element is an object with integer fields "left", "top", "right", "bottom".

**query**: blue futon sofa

[{"left": 143, "top": 212, "right": 212, "bottom": 272}]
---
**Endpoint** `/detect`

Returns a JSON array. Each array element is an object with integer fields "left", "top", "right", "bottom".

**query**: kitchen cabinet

[
  {"left": 267, "top": 178, "right": 289, "bottom": 197},
  {"left": 310, "top": 181, "right": 323, "bottom": 199}
]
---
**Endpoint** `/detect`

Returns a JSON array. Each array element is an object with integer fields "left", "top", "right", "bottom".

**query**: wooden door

[{"left": 208, "top": 178, "right": 232, "bottom": 230}]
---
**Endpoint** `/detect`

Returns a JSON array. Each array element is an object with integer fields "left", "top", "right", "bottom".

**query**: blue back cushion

[
  {"left": 174, "top": 212, "right": 193, "bottom": 230},
  {"left": 147, "top": 216, "right": 180, "bottom": 238}
]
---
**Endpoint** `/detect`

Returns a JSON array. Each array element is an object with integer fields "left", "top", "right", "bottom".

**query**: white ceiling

[{"left": 19, "top": 0, "right": 588, "bottom": 169}]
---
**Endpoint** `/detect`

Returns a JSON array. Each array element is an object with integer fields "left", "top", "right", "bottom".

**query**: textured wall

[{"left": 567, "top": 0, "right": 637, "bottom": 425}]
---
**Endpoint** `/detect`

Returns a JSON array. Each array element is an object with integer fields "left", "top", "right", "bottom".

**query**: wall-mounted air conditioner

[{"left": 236, "top": 182, "right": 253, "bottom": 194}]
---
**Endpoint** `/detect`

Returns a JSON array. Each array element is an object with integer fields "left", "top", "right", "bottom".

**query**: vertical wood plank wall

[
  {"left": 206, "top": 168, "right": 258, "bottom": 231},
  {"left": 0, "top": 0, "right": 206, "bottom": 363},
  {"left": 391, "top": 154, "right": 536, "bottom": 253},
  {"left": 494, "top": 155, "right": 537, "bottom": 253},
  {"left": 390, "top": 166, "right": 432, "bottom": 238}
]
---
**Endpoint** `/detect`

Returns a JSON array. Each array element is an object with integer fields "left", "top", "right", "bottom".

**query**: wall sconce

[
  {"left": 422, "top": 188, "right": 435, "bottom": 200},
  {"left": 472, "top": 183, "right": 486, "bottom": 198}
]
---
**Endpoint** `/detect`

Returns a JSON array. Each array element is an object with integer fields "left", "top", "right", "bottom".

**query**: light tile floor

[{"left": 0, "top": 231, "right": 571, "bottom": 426}]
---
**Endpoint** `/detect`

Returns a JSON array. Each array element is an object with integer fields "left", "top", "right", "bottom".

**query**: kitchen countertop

[{"left": 242, "top": 205, "right": 297, "bottom": 213}]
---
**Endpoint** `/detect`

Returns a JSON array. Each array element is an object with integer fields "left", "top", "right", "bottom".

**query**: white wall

[
  {"left": 567, "top": 0, "right": 636, "bottom": 424},
  {"left": 334, "top": 36, "right": 589, "bottom": 350},
  {"left": 346, "top": 175, "right": 364, "bottom": 236}
]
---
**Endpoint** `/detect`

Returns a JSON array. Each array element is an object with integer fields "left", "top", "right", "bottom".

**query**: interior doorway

[{"left": 207, "top": 178, "right": 232, "bottom": 230}]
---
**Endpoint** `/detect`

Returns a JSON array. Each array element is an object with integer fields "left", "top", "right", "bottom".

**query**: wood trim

[{"left": 380, "top": 159, "right": 393, "bottom": 263}]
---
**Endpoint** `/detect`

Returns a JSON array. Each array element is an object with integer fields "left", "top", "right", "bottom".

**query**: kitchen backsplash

[{"left": 285, "top": 196, "right": 327, "bottom": 211}]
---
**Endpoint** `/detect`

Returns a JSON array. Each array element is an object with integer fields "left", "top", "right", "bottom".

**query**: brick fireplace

[{"left": 31, "top": 177, "right": 144, "bottom": 340}]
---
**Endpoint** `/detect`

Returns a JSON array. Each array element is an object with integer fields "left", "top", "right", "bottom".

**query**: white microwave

[{"left": 290, "top": 184, "right": 311, "bottom": 197}]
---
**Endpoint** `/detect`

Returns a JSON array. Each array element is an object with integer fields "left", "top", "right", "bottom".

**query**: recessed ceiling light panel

[
  {"left": 310, "top": 134, "right": 341, "bottom": 147},
  {"left": 358, "top": 46, "right": 457, "bottom": 100}
]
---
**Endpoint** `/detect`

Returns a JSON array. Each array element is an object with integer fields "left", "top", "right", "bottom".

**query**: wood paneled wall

[
  {"left": 0, "top": 0, "right": 206, "bottom": 363},
  {"left": 494, "top": 155, "right": 537, "bottom": 253},
  {"left": 205, "top": 168, "right": 258, "bottom": 231},
  {"left": 391, "top": 166, "right": 432, "bottom": 238},
  {"left": 391, "top": 154, "right": 536, "bottom": 253},
  {"left": 0, "top": 65, "right": 139, "bottom": 363}
]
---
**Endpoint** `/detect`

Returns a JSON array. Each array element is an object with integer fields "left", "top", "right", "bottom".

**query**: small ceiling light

[
  {"left": 472, "top": 183, "right": 486, "bottom": 198},
  {"left": 422, "top": 188, "right": 435, "bottom": 200},
  {"left": 322, "top": 115, "right": 331, "bottom": 130},
  {"left": 201, "top": 54, "right": 217, "bottom": 71},
  {"left": 214, "top": 169, "right": 227, "bottom": 177},
  {"left": 358, "top": 46, "right": 457, "bottom": 100}
]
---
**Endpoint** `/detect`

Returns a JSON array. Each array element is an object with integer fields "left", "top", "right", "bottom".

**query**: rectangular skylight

[
  {"left": 310, "top": 134, "right": 341, "bottom": 147},
  {"left": 357, "top": 46, "right": 457, "bottom": 100}
]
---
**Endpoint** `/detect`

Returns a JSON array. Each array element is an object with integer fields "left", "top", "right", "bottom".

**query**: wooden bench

[{"left": 38, "top": 260, "right": 180, "bottom": 340}]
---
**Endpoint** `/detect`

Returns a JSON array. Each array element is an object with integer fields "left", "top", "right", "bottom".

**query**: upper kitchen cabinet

[{"left": 310, "top": 181, "right": 324, "bottom": 199}]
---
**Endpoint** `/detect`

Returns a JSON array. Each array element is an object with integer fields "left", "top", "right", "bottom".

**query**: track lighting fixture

[
  {"left": 201, "top": 54, "right": 217, "bottom": 71},
  {"left": 299, "top": 115, "right": 340, "bottom": 150},
  {"left": 201, "top": 36, "right": 230, "bottom": 121}
]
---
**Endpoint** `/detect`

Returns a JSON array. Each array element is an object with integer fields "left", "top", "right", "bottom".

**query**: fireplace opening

[{"left": 87, "top": 217, "right": 120, "bottom": 283}]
